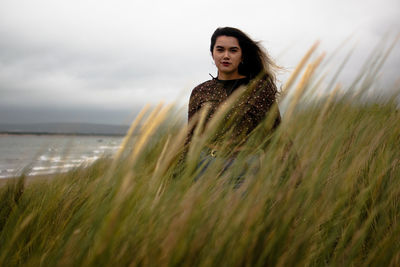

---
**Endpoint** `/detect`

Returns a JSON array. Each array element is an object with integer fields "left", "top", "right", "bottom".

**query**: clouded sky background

[{"left": 1, "top": 0, "right": 399, "bottom": 125}]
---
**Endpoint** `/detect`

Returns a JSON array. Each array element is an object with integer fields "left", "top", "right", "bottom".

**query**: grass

[{"left": 0, "top": 39, "right": 400, "bottom": 266}]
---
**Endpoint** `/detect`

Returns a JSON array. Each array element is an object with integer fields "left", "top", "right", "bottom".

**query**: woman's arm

[
  {"left": 188, "top": 88, "right": 202, "bottom": 122},
  {"left": 242, "top": 76, "right": 281, "bottom": 133}
]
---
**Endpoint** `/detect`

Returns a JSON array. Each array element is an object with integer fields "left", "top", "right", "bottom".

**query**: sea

[{"left": 0, "top": 135, "right": 123, "bottom": 179}]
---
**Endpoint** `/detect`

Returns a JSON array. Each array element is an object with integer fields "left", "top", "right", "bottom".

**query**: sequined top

[{"left": 188, "top": 74, "right": 281, "bottom": 144}]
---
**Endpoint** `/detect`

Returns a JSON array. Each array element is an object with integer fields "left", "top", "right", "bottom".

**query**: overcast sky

[{"left": 1, "top": 0, "right": 399, "bottom": 125}]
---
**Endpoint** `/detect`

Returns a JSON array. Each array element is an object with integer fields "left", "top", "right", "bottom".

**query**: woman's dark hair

[{"left": 210, "top": 27, "right": 278, "bottom": 82}]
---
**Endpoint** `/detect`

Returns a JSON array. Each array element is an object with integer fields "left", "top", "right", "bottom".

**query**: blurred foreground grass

[{"left": 1, "top": 40, "right": 400, "bottom": 266}]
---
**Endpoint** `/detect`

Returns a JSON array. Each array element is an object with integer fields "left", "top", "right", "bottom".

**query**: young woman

[{"left": 188, "top": 27, "right": 281, "bottom": 146}]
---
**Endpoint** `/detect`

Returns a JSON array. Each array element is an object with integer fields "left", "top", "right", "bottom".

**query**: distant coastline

[
  {"left": 0, "top": 122, "right": 130, "bottom": 137},
  {"left": 0, "top": 131, "right": 125, "bottom": 137}
]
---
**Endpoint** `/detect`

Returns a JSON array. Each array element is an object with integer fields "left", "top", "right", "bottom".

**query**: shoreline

[
  {"left": 0, "top": 134, "right": 121, "bottom": 188},
  {"left": 0, "top": 132, "right": 125, "bottom": 137}
]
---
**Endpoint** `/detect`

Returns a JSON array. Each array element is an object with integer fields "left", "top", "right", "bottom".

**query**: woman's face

[{"left": 212, "top": 35, "right": 243, "bottom": 80}]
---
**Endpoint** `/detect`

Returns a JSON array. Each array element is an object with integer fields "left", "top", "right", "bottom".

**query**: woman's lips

[{"left": 222, "top": 62, "right": 231, "bottom": 67}]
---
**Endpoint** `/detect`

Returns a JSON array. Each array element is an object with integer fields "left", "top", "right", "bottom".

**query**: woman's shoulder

[
  {"left": 192, "top": 79, "right": 218, "bottom": 93},
  {"left": 250, "top": 73, "right": 278, "bottom": 92}
]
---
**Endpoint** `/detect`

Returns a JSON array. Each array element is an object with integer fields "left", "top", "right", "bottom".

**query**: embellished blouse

[{"left": 188, "top": 74, "right": 281, "bottom": 144}]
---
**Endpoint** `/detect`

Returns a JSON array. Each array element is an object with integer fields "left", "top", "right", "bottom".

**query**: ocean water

[{"left": 0, "top": 135, "right": 123, "bottom": 179}]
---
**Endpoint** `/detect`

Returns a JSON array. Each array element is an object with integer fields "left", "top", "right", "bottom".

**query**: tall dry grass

[{"left": 0, "top": 38, "right": 399, "bottom": 266}]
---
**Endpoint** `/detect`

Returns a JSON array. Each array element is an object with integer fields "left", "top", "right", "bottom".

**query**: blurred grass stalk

[{"left": 0, "top": 35, "right": 400, "bottom": 266}]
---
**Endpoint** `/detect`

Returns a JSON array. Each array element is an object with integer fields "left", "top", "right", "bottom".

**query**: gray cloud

[
  {"left": 0, "top": 105, "right": 140, "bottom": 125},
  {"left": 0, "top": 0, "right": 399, "bottom": 124}
]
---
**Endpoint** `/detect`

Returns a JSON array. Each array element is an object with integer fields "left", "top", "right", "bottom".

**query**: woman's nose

[{"left": 223, "top": 51, "right": 230, "bottom": 59}]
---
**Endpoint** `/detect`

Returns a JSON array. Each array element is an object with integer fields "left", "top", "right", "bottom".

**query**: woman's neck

[{"left": 217, "top": 72, "right": 246, "bottom": 81}]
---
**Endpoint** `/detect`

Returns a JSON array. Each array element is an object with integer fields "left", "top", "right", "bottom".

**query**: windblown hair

[{"left": 210, "top": 27, "right": 279, "bottom": 84}]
